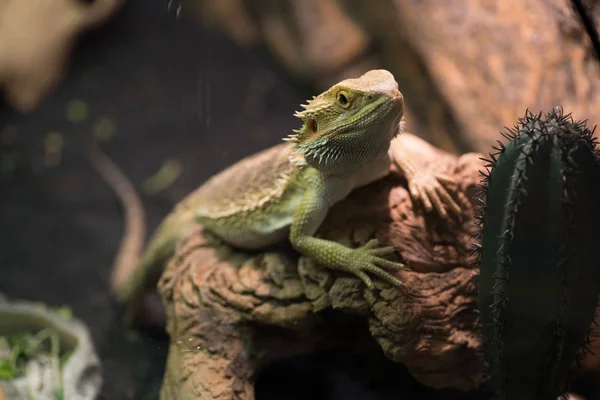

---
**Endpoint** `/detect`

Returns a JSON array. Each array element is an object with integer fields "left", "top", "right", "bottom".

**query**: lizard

[{"left": 89, "top": 69, "right": 461, "bottom": 325}]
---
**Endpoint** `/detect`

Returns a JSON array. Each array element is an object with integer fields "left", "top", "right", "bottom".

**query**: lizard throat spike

[{"left": 282, "top": 133, "right": 299, "bottom": 142}]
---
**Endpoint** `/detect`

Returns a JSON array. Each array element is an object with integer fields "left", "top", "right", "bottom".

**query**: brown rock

[
  {"left": 247, "top": 0, "right": 373, "bottom": 87},
  {"left": 343, "top": 0, "right": 600, "bottom": 153},
  {"left": 185, "top": 0, "right": 600, "bottom": 155},
  {"left": 185, "top": 0, "right": 261, "bottom": 46},
  {"left": 156, "top": 133, "right": 487, "bottom": 399},
  {"left": 0, "top": 0, "right": 123, "bottom": 112}
]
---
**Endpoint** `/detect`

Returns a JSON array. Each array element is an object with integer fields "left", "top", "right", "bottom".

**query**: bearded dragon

[{"left": 90, "top": 69, "right": 461, "bottom": 323}]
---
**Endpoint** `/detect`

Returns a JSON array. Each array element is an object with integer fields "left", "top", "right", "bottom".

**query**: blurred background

[{"left": 0, "top": 0, "right": 599, "bottom": 399}]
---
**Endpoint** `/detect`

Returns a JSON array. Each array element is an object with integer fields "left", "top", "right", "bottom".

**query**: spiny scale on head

[
  {"left": 282, "top": 128, "right": 302, "bottom": 143},
  {"left": 292, "top": 100, "right": 330, "bottom": 120},
  {"left": 284, "top": 97, "right": 323, "bottom": 143}
]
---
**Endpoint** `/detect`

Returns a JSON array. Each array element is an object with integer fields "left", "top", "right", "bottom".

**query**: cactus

[{"left": 474, "top": 108, "right": 600, "bottom": 400}]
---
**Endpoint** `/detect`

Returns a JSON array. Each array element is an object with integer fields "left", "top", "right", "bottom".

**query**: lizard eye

[{"left": 337, "top": 91, "right": 350, "bottom": 107}]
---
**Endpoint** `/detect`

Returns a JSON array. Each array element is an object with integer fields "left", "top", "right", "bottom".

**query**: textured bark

[
  {"left": 157, "top": 133, "right": 487, "bottom": 399},
  {"left": 186, "top": 0, "right": 600, "bottom": 155},
  {"left": 0, "top": 0, "right": 124, "bottom": 112}
]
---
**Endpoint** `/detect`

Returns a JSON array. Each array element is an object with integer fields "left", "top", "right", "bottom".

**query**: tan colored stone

[
  {"left": 157, "top": 133, "right": 486, "bottom": 398},
  {"left": 0, "top": 0, "right": 123, "bottom": 111}
]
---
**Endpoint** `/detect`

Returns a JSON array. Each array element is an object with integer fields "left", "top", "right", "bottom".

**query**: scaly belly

[
  {"left": 208, "top": 224, "right": 291, "bottom": 249},
  {"left": 197, "top": 189, "right": 303, "bottom": 250}
]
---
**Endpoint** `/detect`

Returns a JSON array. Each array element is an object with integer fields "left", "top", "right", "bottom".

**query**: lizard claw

[
  {"left": 407, "top": 171, "right": 461, "bottom": 219},
  {"left": 339, "top": 239, "right": 405, "bottom": 289}
]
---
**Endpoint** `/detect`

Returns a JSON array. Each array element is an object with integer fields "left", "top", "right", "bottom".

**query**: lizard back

[{"left": 172, "top": 142, "right": 306, "bottom": 248}]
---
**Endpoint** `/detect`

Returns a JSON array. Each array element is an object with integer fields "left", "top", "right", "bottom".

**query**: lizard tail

[{"left": 86, "top": 143, "right": 146, "bottom": 300}]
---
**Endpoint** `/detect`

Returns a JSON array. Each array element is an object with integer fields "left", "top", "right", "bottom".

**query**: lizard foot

[
  {"left": 407, "top": 171, "right": 461, "bottom": 219},
  {"left": 337, "top": 238, "right": 405, "bottom": 289}
]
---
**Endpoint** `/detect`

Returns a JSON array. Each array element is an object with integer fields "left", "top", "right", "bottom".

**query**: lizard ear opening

[{"left": 294, "top": 119, "right": 319, "bottom": 145}]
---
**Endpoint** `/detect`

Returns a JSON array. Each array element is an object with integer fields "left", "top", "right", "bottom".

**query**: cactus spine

[{"left": 475, "top": 108, "right": 600, "bottom": 400}]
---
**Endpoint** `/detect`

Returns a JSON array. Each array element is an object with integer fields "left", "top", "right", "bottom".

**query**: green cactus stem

[{"left": 474, "top": 108, "right": 600, "bottom": 400}]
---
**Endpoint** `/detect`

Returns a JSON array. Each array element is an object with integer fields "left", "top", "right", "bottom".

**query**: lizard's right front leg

[{"left": 289, "top": 176, "right": 404, "bottom": 289}]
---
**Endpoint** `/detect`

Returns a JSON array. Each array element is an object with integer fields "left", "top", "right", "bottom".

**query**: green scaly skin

[{"left": 90, "top": 69, "right": 462, "bottom": 325}]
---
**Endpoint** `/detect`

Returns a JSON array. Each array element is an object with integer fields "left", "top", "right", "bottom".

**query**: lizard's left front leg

[{"left": 289, "top": 175, "right": 404, "bottom": 289}]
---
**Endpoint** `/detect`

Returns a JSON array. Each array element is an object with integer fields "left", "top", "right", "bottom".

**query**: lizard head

[{"left": 286, "top": 69, "right": 404, "bottom": 174}]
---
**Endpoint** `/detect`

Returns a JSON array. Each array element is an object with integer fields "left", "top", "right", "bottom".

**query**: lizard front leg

[
  {"left": 389, "top": 135, "right": 461, "bottom": 219},
  {"left": 289, "top": 174, "right": 404, "bottom": 289}
]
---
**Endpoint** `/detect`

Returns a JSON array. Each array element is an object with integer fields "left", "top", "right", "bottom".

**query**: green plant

[{"left": 474, "top": 108, "right": 600, "bottom": 400}]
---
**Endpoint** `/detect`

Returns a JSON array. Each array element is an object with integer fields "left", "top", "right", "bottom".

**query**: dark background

[{"left": 0, "top": 1, "right": 482, "bottom": 399}]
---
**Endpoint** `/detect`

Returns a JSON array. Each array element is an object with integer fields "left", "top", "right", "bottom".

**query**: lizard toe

[
  {"left": 372, "top": 257, "right": 405, "bottom": 271},
  {"left": 360, "top": 238, "right": 381, "bottom": 250},
  {"left": 366, "top": 245, "right": 396, "bottom": 256}
]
